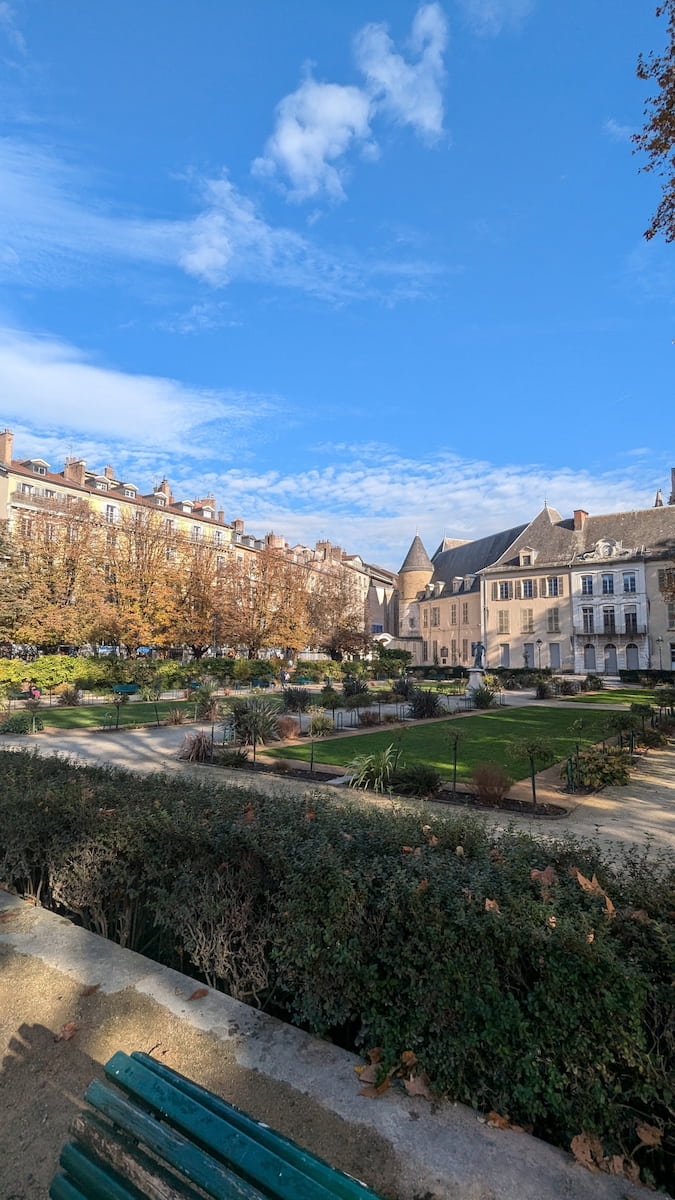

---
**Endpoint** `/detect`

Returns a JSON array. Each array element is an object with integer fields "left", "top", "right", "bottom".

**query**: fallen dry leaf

[
  {"left": 367, "top": 1047, "right": 383, "bottom": 1064},
  {"left": 602, "top": 895, "right": 616, "bottom": 920},
  {"left": 427, "top": 834, "right": 439, "bottom": 847},
  {"left": 304, "top": 810, "right": 315, "bottom": 821},
  {"left": 187, "top": 987, "right": 209, "bottom": 1002},
  {"left": 241, "top": 804, "right": 255, "bottom": 824},
  {"left": 455, "top": 845, "right": 464, "bottom": 856},
  {"left": 403, "top": 1072, "right": 433, "bottom": 1100},
  {"left": 485, "top": 898, "right": 501, "bottom": 915},
  {"left": 80, "top": 983, "right": 101, "bottom": 997},
  {"left": 635, "top": 1121, "right": 662, "bottom": 1148},
  {"left": 606, "top": 1155, "right": 625, "bottom": 1176},
  {"left": 573, "top": 869, "right": 605, "bottom": 897},
  {"left": 0, "top": 910, "right": 20, "bottom": 922},
  {"left": 400, "top": 1050, "right": 417, "bottom": 1068},
  {"left": 531, "top": 865, "right": 558, "bottom": 888},
  {"left": 486, "top": 1111, "right": 510, "bottom": 1129},
  {"left": 547, "top": 915, "right": 557, "bottom": 928},
  {"left": 571, "top": 1131, "right": 604, "bottom": 1171},
  {"left": 54, "top": 1022, "right": 79, "bottom": 1043},
  {"left": 355, "top": 1064, "right": 378, "bottom": 1084},
  {"left": 359, "top": 1067, "right": 396, "bottom": 1098},
  {"left": 627, "top": 909, "right": 650, "bottom": 924},
  {"left": 416, "top": 879, "right": 428, "bottom": 893}
]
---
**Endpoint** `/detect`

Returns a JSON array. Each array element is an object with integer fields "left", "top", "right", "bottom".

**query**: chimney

[
  {"left": 573, "top": 509, "right": 588, "bottom": 531},
  {"left": 217, "top": 509, "right": 224, "bottom": 523},
  {"left": 669, "top": 468, "right": 675, "bottom": 506},
  {"left": 0, "top": 429, "right": 14, "bottom": 466},
  {"left": 64, "top": 457, "right": 87, "bottom": 487},
  {"left": 104, "top": 464, "right": 114, "bottom": 480},
  {"left": 232, "top": 518, "right": 244, "bottom": 533}
]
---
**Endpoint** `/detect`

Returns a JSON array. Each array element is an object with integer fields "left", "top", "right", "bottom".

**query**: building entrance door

[
  {"left": 584, "top": 644, "right": 596, "bottom": 671},
  {"left": 625, "top": 644, "right": 639, "bottom": 670},
  {"left": 604, "top": 644, "right": 618, "bottom": 674}
]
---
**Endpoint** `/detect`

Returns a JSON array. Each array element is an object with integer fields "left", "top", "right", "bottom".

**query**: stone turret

[{"left": 397, "top": 534, "right": 433, "bottom": 639}]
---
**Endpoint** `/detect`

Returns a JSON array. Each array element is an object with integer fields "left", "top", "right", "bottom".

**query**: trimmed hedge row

[{"left": 0, "top": 749, "right": 672, "bottom": 1188}]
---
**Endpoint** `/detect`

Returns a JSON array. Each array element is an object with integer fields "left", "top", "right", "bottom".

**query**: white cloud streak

[
  {"left": 0, "top": 326, "right": 280, "bottom": 458},
  {"left": 254, "top": 4, "right": 447, "bottom": 202},
  {"left": 457, "top": 0, "right": 535, "bottom": 37},
  {"left": 0, "top": 2, "right": 26, "bottom": 54},
  {"left": 0, "top": 138, "right": 437, "bottom": 302}
]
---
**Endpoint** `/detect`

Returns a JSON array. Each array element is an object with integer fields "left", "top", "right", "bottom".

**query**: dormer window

[
  {"left": 95, "top": 481, "right": 108, "bottom": 491},
  {"left": 124, "top": 488, "right": 136, "bottom": 498},
  {"left": 154, "top": 496, "right": 166, "bottom": 507},
  {"left": 33, "top": 465, "right": 47, "bottom": 476},
  {"left": 519, "top": 547, "right": 537, "bottom": 567}
]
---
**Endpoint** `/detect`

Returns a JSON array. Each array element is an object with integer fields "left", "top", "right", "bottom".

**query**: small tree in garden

[
  {"left": 446, "top": 726, "right": 464, "bottom": 797},
  {"left": 509, "top": 738, "right": 554, "bottom": 811}
]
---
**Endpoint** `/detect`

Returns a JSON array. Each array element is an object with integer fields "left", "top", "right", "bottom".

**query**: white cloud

[
  {"left": 354, "top": 3, "right": 447, "bottom": 140},
  {"left": 0, "top": 326, "right": 280, "bottom": 459},
  {"left": 252, "top": 77, "right": 374, "bottom": 201},
  {"left": 457, "top": 0, "right": 535, "bottom": 37},
  {"left": 0, "top": 138, "right": 436, "bottom": 302},
  {"left": 182, "top": 448, "right": 665, "bottom": 569},
  {"left": 0, "top": 2, "right": 26, "bottom": 54},
  {"left": 603, "top": 117, "right": 634, "bottom": 144},
  {"left": 255, "top": 4, "right": 448, "bottom": 202}
]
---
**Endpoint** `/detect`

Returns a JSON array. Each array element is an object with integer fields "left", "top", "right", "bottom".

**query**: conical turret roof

[{"left": 399, "top": 533, "right": 433, "bottom": 573}]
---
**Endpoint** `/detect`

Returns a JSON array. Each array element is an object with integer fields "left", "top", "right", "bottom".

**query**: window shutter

[
  {"left": 532, "top": 579, "right": 538, "bottom": 598},
  {"left": 508, "top": 581, "right": 513, "bottom": 599},
  {"left": 558, "top": 576, "right": 564, "bottom": 596},
  {"left": 491, "top": 582, "right": 498, "bottom": 601},
  {"left": 515, "top": 580, "right": 522, "bottom": 599}
]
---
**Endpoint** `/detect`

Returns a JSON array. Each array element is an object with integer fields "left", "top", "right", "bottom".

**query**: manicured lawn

[
  {"left": 36, "top": 700, "right": 198, "bottom": 730},
  {"left": 266, "top": 706, "right": 612, "bottom": 783},
  {"left": 566, "top": 689, "right": 657, "bottom": 706}
]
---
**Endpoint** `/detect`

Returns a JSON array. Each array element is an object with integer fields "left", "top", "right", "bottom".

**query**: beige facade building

[
  {"left": 0, "top": 427, "right": 396, "bottom": 654},
  {"left": 397, "top": 477, "right": 675, "bottom": 675}
]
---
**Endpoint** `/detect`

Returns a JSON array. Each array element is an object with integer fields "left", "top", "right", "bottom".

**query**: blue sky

[{"left": 0, "top": 0, "right": 672, "bottom": 569}]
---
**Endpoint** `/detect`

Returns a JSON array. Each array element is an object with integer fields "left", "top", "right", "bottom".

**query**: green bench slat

[
  {"left": 84, "top": 1081, "right": 265, "bottom": 1200},
  {"left": 70, "top": 1110, "right": 207, "bottom": 1200},
  {"left": 49, "top": 1175, "right": 89, "bottom": 1200},
  {"left": 104, "top": 1053, "right": 352, "bottom": 1200},
  {"left": 59, "top": 1143, "right": 144, "bottom": 1200},
  {"left": 130, "top": 1053, "right": 380, "bottom": 1200}
]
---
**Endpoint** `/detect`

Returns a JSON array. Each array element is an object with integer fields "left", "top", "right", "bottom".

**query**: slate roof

[
  {"left": 483, "top": 504, "right": 675, "bottom": 571},
  {"left": 399, "top": 534, "right": 433, "bottom": 574},
  {"left": 431, "top": 523, "right": 528, "bottom": 589}
]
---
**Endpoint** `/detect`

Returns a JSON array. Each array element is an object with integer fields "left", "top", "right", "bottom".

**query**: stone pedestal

[{"left": 466, "top": 667, "right": 485, "bottom": 695}]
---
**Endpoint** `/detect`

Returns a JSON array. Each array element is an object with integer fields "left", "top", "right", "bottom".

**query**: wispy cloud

[
  {"left": 170, "top": 445, "right": 666, "bottom": 568},
  {"left": 254, "top": 3, "right": 447, "bottom": 202},
  {"left": 0, "top": 138, "right": 439, "bottom": 302},
  {"left": 0, "top": 326, "right": 281, "bottom": 461},
  {"left": 0, "top": 2, "right": 26, "bottom": 55},
  {"left": 457, "top": 0, "right": 535, "bottom": 37},
  {"left": 603, "top": 117, "right": 634, "bottom": 144}
]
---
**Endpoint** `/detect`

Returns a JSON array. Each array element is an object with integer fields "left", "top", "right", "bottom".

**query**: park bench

[
  {"left": 251, "top": 677, "right": 271, "bottom": 688},
  {"left": 112, "top": 684, "right": 140, "bottom": 696},
  {"left": 8, "top": 691, "right": 31, "bottom": 701},
  {"left": 50, "top": 1050, "right": 386, "bottom": 1200}
]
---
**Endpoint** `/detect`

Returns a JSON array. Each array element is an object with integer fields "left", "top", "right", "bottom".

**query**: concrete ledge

[{"left": 0, "top": 890, "right": 660, "bottom": 1200}]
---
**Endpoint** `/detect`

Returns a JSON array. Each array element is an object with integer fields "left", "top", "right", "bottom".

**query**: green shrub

[
  {"left": 472, "top": 684, "right": 495, "bottom": 709},
  {"left": 0, "top": 712, "right": 44, "bottom": 734},
  {"left": 230, "top": 697, "right": 279, "bottom": 746},
  {"left": 308, "top": 714, "right": 334, "bottom": 737},
  {"left": 220, "top": 748, "right": 250, "bottom": 769},
  {"left": 344, "top": 692, "right": 374, "bottom": 710},
  {"left": 585, "top": 672, "right": 604, "bottom": 690},
  {"left": 408, "top": 688, "right": 445, "bottom": 719},
  {"left": 392, "top": 677, "right": 416, "bottom": 701},
  {"left": 571, "top": 746, "right": 632, "bottom": 790},
  {"left": 57, "top": 684, "right": 82, "bottom": 707},
  {"left": 319, "top": 686, "right": 341, "bottom": 709},
  {"left": 357, "top": 711, "right": 381, "bottom": 728},
  {"left": 535, "top": 681, "right": 552, "bottom": 700},
  {"left": 390, "top": 763, "right": 441, "bottom": 796},
  {"left": 343, "top": 677, "right": 370, "bottom": 698},
  {"left": 638, "top": 728, "right": 668, "bottom": 749},
  {"left": 0, "top": 750, "right": 672, "bottom": 1189},
  {"left": 282, "top": 687, "right": 312, "bottom": 713}
]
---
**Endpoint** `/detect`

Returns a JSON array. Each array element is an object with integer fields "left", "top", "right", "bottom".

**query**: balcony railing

[{"left": 573, "top": 624, "right": 647, "bottom": 638}]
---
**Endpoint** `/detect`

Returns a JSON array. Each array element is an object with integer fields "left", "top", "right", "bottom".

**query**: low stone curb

[{"left": 0, "top": 891, "right": 660, "bottom": 1200}]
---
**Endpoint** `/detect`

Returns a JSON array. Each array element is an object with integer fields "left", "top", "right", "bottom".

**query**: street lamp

[
  {"left": 656, "top": 636, "right": 663, "bottom": 671},
  {"left": 536, "top": 639, "right": 543, "bottom": 669}
]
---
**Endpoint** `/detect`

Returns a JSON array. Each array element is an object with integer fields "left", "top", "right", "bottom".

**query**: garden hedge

[{"left": 0, "top": 749, "right": 672, "bottom": 1188}]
